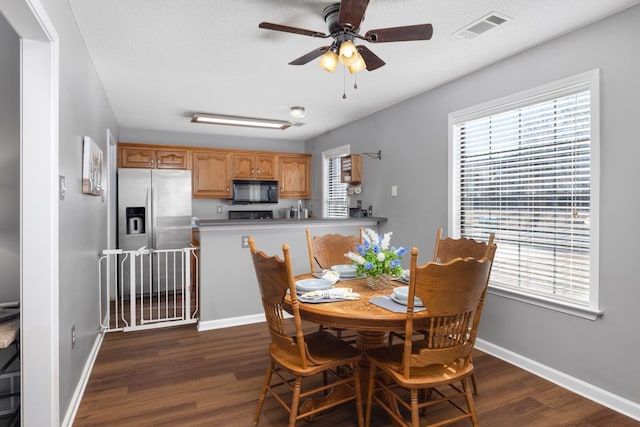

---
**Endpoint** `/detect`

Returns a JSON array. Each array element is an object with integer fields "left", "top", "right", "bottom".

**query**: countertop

[{"left": 196, "top": 216, "right": 387, "bottom": 227}]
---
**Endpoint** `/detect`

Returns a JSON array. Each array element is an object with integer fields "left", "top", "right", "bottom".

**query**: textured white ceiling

[{"left": 68, "top": 0, "right": 640, "bottom": 142}]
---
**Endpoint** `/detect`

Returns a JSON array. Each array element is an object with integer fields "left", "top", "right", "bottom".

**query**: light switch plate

[
  {"left": 241, "top": 235, "right": 250, "bottom": 248},
  {"left": 391, "top": 185, "right": 398, "bottom": 197}
]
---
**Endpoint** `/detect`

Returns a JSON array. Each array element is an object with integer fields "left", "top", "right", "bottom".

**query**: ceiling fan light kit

[
  {"left": 259, "top": 0, "right": 433, "bottom": 76},
  {"left": 191, "top": 113, "right": 291, "bottom": 130}
]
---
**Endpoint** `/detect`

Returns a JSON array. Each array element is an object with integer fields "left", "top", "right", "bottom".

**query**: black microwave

[{"left": 232, "top": 180, "right": 279, "bottom": 204}]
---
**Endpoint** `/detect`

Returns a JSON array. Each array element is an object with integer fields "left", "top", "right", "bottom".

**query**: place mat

[{"left": 369, "top": 296, "right": 426, "bottom": 313}]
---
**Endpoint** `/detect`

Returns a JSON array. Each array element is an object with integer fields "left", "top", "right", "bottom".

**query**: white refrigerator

[{"left": 117, "top": 168, "right": 192, "bottom": 296}]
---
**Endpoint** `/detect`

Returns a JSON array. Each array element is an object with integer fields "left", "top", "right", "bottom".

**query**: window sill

[{"left": 488, "top": 286, "right": 604, "bottom": 320}]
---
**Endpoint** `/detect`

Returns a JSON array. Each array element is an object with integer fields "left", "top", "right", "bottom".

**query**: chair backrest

[
  {"left": 248, "top": 237, "right": 309, "bottom": 369},
  {"left": 432, "top": 228, "right": 496, "bottom": 264},
  {"left": 305, "top": 227, "right": 363, "bottom": 273},
  {"left": 401, "top": 247, "right": 493, "bottom": 378}
]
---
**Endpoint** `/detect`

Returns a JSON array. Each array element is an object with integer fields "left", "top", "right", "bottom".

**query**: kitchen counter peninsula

[{"left": 196, "top": 216, "right": 386, "bottom": 331}]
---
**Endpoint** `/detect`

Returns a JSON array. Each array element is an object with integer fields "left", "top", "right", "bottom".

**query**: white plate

[
  {"left": 401, "top": 269, "right": 410, "bottom": 281},
  {"left": 390, "top": 293, "right": 424, "bottom": 307},
  {"left": 295, "top": 278, "right": 332, "bottom": 293},
  {"left": 331, "top": 264, "right": 357, "bottom": 278},
  {"left": 393, "top": 285, "right": 409, "bottom": 299}
]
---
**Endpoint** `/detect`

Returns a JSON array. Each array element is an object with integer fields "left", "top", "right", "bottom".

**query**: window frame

[
  {"left": 322, "top": 145, "right": 350, "bottom": 218},
  {"left": 448, "top": 69, "right": 602, "bottom": 320}
]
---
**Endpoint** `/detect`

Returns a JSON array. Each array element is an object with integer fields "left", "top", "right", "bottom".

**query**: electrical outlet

[
  {"left": 71, "top": 324, "right": 76, "bottom": 349},
  {"left": 217, "top": 205, "right": 223, "bottom": 214},
  {"left": 59, "top": 175, "right": 66, "bottom": 200},
  {"left": 241, "top": 235, "right": 250, "bottom": 248},
  {"left": 391, "top": 185, "right": 398, "bottom": 197}
]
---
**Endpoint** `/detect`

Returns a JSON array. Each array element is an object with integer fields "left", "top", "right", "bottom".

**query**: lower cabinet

[{"left": 191, "top": 151, "right": 232, "bottom": 198}]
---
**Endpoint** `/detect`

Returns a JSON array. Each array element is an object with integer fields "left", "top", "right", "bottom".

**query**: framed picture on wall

[{"left": 82, "top": 136, "right": 104, "bottom": 196}]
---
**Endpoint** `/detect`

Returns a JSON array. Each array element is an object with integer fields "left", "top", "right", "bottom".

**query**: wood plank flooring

[{"left": 74, "top": 322, "right": 639, "bottom": 426}]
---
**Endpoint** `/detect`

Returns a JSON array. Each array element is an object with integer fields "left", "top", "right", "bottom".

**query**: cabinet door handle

[
  {"left": 256, "top": 169, "right": 260, "bottom": 175},
  {"left": 226, "top": 187, "right": 230, "bottom": 192},
  {"left": 251, "top": 168, "right": 254, "bottom": 174}
]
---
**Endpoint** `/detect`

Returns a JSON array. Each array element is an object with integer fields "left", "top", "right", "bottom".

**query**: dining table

[{"left": 285, "top": 273, "right": 429, "bottom": 352}]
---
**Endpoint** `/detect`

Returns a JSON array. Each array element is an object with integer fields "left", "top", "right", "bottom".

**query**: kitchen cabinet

[
  {"left": 278, "top": 155, "right": 311, "bottom": 199},
  {"left": 232, "top": 153, "right": 277, "bottom": 180},
  {"left": 341, "top": 154, "right": 362, "bottom": 185},
  {"left": 118, "top": 144, "right": 189, "bottom": 169},
  {"left": 191, "top": 150, "right": 232, "bottom": 198}
]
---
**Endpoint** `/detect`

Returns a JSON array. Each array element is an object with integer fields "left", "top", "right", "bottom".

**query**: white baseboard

[
  {"left": 197, "top": 313, "right": 266, "bottom": 331},
  {"left": 475, "top": 338, "right": 640, "bottom": 422},
  {"left": 61, "top": 330, "right": 105, "bottom": 427}
]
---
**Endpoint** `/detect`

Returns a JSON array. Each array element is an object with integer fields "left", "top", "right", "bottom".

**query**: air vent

[{"left": 454, "top": 12, "right": 511, "bottom": 39}]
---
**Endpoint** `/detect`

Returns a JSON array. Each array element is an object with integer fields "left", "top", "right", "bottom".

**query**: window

[
  {"left": 323, "top": 145, "right": 349, "bottom": 218},
  {"left": 449, "top": 70, "right": 601, "bottom": 319}
]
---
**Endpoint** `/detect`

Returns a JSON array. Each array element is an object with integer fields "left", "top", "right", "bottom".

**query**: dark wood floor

[{"left": 74, "top": 322, "right": 638, "bottom": 426}]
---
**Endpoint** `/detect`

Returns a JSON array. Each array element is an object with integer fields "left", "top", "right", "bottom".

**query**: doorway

[{"left": 0, "top": 0, "right": 59, "bottom": 425}]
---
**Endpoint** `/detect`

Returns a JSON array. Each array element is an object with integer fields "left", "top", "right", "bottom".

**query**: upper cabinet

[
  {"left": 191, "top": 151, "right": 232, "bottom": 198},
  {"left": 341, "top": 154, "right": 362, "bottom": 185},
  {"left": 118, "top": 144, "right": 189, "bottom": 169},
  {"left": 232, "top": 153, "right": 277, "bottom": 180},
  {"left": 278, "top": 155, "right": 311, "bottom": 199}
]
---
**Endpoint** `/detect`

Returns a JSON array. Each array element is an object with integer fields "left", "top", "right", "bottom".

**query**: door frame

[{"left": 1, "top": 0, "right": 59, "bottom": 424}]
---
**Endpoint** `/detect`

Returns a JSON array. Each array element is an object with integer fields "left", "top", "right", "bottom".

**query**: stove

[{"left": 228, "top": 210, "right": 274, "bottom": 220}]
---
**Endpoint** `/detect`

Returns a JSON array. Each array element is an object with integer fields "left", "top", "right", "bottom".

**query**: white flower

[
  {"left": 345, "top": 251, "right": 366, "bottom": 265},
  {"left": 380, "top": 232, "right": 392, "bottom": 250},
  {"left": 377, "top": 252, "right": 386, "bottom": 262},
  {"left": 363, "top": 229, "right": 378, "bottom": 245}
]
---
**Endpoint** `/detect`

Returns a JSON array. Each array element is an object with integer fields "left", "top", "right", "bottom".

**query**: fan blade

[
  {"left": 338, "top": 0, "right": 369, "bottom": 30},
  {"left": 289, "top": 46, "right": 330, "bottom": 65},
  {"left": 259, "top": 22, "right": 328, "bottom": 38},
  {"left": 365, "top": 24, "right": 433, "bottom": 43},
  {"left": 356, "top": 45, "right": 385, "bottom": 71}
]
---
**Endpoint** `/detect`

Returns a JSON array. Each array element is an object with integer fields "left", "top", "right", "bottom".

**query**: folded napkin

[{"left": 300, "top": 287, "right": 360, "bottom": 301}]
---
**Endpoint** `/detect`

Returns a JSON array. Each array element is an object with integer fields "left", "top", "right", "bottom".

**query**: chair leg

[
  {"left": 462, "top": 378, "right": 479, "bottom": 426},
  {"left": 410, "top": 388, "right": 420, "bottom": 427},
  {"left": 471, "top": 372, "right": 479, "bottom": 395},
  {"left": 353, "top": 364, "right": 364, "bottom": 427},
  {"left": 365, "top": 364, "right": 377, "bottom": 427},
  {"left": 253, "top": 362, "right": 274, "bottom": 425},
  {"left": 288, "top": 376, "right": 303, "bottom": 427}
]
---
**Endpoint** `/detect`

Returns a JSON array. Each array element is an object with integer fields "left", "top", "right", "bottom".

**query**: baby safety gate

[{"left": 98, "top": 246, "right": 199, "bottom": 332}]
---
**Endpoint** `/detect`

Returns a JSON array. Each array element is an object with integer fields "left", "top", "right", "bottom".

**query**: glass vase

[{"left": 366, "top": 273, "right": 393, "bottom": 290}]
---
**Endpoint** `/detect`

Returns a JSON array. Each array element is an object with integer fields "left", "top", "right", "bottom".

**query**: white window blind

[
  {"left": 327, "top": 156, "right": 348, "bottom": 218},
  {"left": 451, "top": 72, "right": 599, "bottom": 314}
]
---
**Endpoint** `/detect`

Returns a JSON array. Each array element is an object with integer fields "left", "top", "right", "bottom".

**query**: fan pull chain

[
  {"left": 342, "top": 66, "right": 347, "bottom": 99},
  {"left": 354, "top": 73, "right": 358, "bottom": 90}
]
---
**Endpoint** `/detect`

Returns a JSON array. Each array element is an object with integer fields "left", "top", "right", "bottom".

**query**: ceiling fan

[{"left": 258, "top": 0, "right": 433, "bottom": 74}]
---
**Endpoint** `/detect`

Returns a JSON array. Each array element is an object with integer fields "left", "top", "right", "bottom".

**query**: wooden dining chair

[
  {"left": 305, "top": 227, "right": 363, "bottom": 343},
  {"left": 248, "top": 237, "right": 364, "bottom": 427},
  {"left": 390, "top": 228, "right": 496, "bottom": 395},
  {"left": 365, "top": 249, "right": 493, "bottom": 427},
  {"left": 305, "top": 227, "right": 363, "bottom": 273}
]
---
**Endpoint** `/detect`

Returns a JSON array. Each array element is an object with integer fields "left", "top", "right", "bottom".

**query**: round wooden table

[{"left": 286, "top": 274, "right": 430, "bottom": 352}]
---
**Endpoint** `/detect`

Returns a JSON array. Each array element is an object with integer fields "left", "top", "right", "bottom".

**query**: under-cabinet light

[{"left": 191, "top": 113, "right": 291, "bottom": 130}]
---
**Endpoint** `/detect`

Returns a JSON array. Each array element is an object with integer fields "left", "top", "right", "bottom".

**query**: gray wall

[
  {"left": 307, "top": 5, "right": 640, "bottom": 406},
  {"left": 0, "top": 13, "right": 20, "bottom": 303},
  {"left": 36, "top": 0, "right": 119, "bottom": 422}
]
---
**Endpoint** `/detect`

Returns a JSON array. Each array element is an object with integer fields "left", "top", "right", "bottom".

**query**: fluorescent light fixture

[{"left": 191, "top": 113, "right": 291, "bottom": 130}]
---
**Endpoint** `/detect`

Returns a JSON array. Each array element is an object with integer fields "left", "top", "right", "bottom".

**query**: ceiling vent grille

[{"left": 454, "top": 12, "right": 511, "bottom": 39}]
